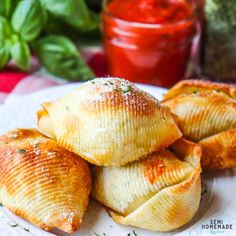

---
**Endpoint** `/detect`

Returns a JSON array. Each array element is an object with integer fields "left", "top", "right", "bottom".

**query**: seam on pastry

[
  {"left": 108, "top": 158, "right": 195, "bottom": 216},
  {"left": 108, "top": 169, "right": 200, "bottom": 219}
]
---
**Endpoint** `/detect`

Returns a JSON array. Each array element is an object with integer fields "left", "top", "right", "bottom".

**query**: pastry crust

[
  {"left": 92, "top": 138, "right": 202, "bottom": 231},
  {"left": 163, "top": 79, "right": 236, "bottom": 101},
  {"left": 37, "top": 78, "right": 182, "bottom": 166},
  {"left": 199, "top": 129, "right": 236, "bottom": 169},
  {"left": 163, "top": 92, "right": 236, "bottom": 142},
  {"left": 163, "top": 80, "right": 236, "bottom": 169},
  {"left": 0, "top": 129, "right": 91, "bottom": 233}
]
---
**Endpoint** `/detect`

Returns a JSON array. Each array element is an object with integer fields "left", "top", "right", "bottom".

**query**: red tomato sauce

[
  {"left": 102, "top": 0, "right": 195, "bottom": 87},
  {"left": 108, "top": 0, "right": 193, "bottom": 24}
]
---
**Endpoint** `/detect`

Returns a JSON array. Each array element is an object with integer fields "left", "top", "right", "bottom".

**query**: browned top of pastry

[
  {"left": 163, "top": 79, "right": 236, "bottom": 101},
  {"left": 72, "top": 78, "right": 164, "bottom": 117},
  {"left": 0, "top": 128, "right": 91, "bottom": 233}
]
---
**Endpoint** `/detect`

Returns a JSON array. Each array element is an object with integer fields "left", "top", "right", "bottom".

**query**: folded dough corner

[{"left": 92, "top": 138, "right": 202, "bottom": 232}]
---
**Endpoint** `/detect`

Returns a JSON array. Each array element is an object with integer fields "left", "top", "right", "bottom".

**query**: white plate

[{"left": 0, "top": 83, "right": 236, "bottom": 236}]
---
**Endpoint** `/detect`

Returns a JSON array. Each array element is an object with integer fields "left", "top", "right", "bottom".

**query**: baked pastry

[
  {"left": 163, "top": 80, "right": 236, "bottom": 169},
  {"left": 199, "top": 129, "right": 236, "bottom": 169},
  {"left": 0, "top": 129, "right": 91, "bottom": 233},
  {"left": 92, "top": 138, "right": 202, "bottom": 232},
  {"left": 163, "top": 79, "right": 236, "bottom": 100},
  {"left": 37, "top": 78, "right": 182, "bottom": 166}
]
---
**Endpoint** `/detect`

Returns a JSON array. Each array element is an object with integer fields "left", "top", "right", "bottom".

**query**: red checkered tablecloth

[{"left": 0, "top": 47, "right": 107, "bottom": 103}]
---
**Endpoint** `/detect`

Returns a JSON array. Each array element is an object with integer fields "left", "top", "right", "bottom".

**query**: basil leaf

[
  {"left": 0, "top": 0, "right": 19, "bottom": 18},
  {"left": 64, "top": 9, "right": 99, "bottom": 32},
  {"left": 10, "top": 38, "right": 30, "bottom": 71},
  {"left": 0, "top": 40, "right": 10, "bottom": 69},
  {"left": 33, "top": 35, "right": 94, "bottom": 81},
  {"left": 39, "top": 0, "right": 98, "bottom": 31},
  {"left": 11, "top": 0, "right": 46, "bottom": 42},
  {"left": 0, "top": 16, "right": 12, "bottom": 38},
  {"left": 39, "top": 0, "right": 90, "bottom": 20},
  {"left": 0, "top": 16, "right": 12, "bottom": 69}
]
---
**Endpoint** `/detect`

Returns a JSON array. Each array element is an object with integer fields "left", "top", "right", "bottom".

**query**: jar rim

[{"left": 102, "top": 0, "right": 196, "bottom": 30}]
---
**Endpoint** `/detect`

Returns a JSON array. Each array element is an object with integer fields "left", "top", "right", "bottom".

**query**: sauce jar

[{"left": 102, "top": 0, "right": 196, "bottom": 87}]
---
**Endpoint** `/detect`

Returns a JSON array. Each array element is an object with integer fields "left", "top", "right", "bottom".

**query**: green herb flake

[
  {"left": 24, "top": 228, "right": 30, "bottom": 232},
  {"left": 0, "top": 203, "right": 3, "bottom": 206},
  {"left": 93, "top": 232, "right": 100, "bottom": 236},
  {"left": 18, "top": 149, "right": 26, "bottom": 154},
  {"left": 133, "top": 230, "right": 137, "bottom": 236},
  {"left": 65, "top": 106, "right": 70, "bottom": 111},
  {"left": 121, "top": 85, "right": 132, "bottom": 93},
  {"left": 10, "top": 134, "right": 18, "bottom": 139},
  {"left": 127, "top": 233, "right": 131, "bottom": 236},
  {"left": 192, "top": 90, "right": 198, "bottom": 94},
  {"left": 10, "top": 223, "right": 18, "bottom": 227}
]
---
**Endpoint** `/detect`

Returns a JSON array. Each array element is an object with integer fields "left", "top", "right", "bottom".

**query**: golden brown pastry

[
  {"left": 163, "top": 79, "right": 236, "bottom": 100},
  {"left": 163, "top": 80, "right": 236, "bottom": 169},
  {"left": 92, "top": 139, "right": 202, "bottom": 232},
  {"left": 37, "top": 78, "right": 182, "bottom": 166},
  {"left": 0, "top": 129, "right": 91, "bottom": 233},
  {"left": 199, "top": 129, "right": 236, "bottom": 169}
]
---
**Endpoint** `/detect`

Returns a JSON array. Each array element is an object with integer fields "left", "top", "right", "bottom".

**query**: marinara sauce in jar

[{"left": 102, "top": 0, "right": 196, "bottom": 87}]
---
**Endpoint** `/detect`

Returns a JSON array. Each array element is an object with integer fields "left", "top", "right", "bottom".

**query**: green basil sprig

[
  {"left": 11, "top": 0, "right": 47, "bottom": 42},
  {"left": 10, "top": 37, "right": 30, "bottom": 71},
  {"left": 39, "top": 0, "right": 98, "bottom": 32},
  {"left": 0, "top": 0, "right": 19, "bottom": 19},
  {"left": 0, "top": 40, "right": 10, "bottom": 69},
  {"left": 0, "top": 16, "right": 11, "bottom": 69},
  {"left": 0, "top": 15, "right": 11, "bottom": 39},
  {"left": 0, "top": 0, "right": 98, "bottom": 81},
  {"left": 0, "top": 15, "right": 30, "bottom": 70},
  {"left": 33, "top": 35, "right": 94, "bottom": 81}
]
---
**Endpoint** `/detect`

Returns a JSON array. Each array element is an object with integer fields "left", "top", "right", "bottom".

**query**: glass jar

[{"left": 101, "top": 0, "right": 196, "bottom": 87}]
